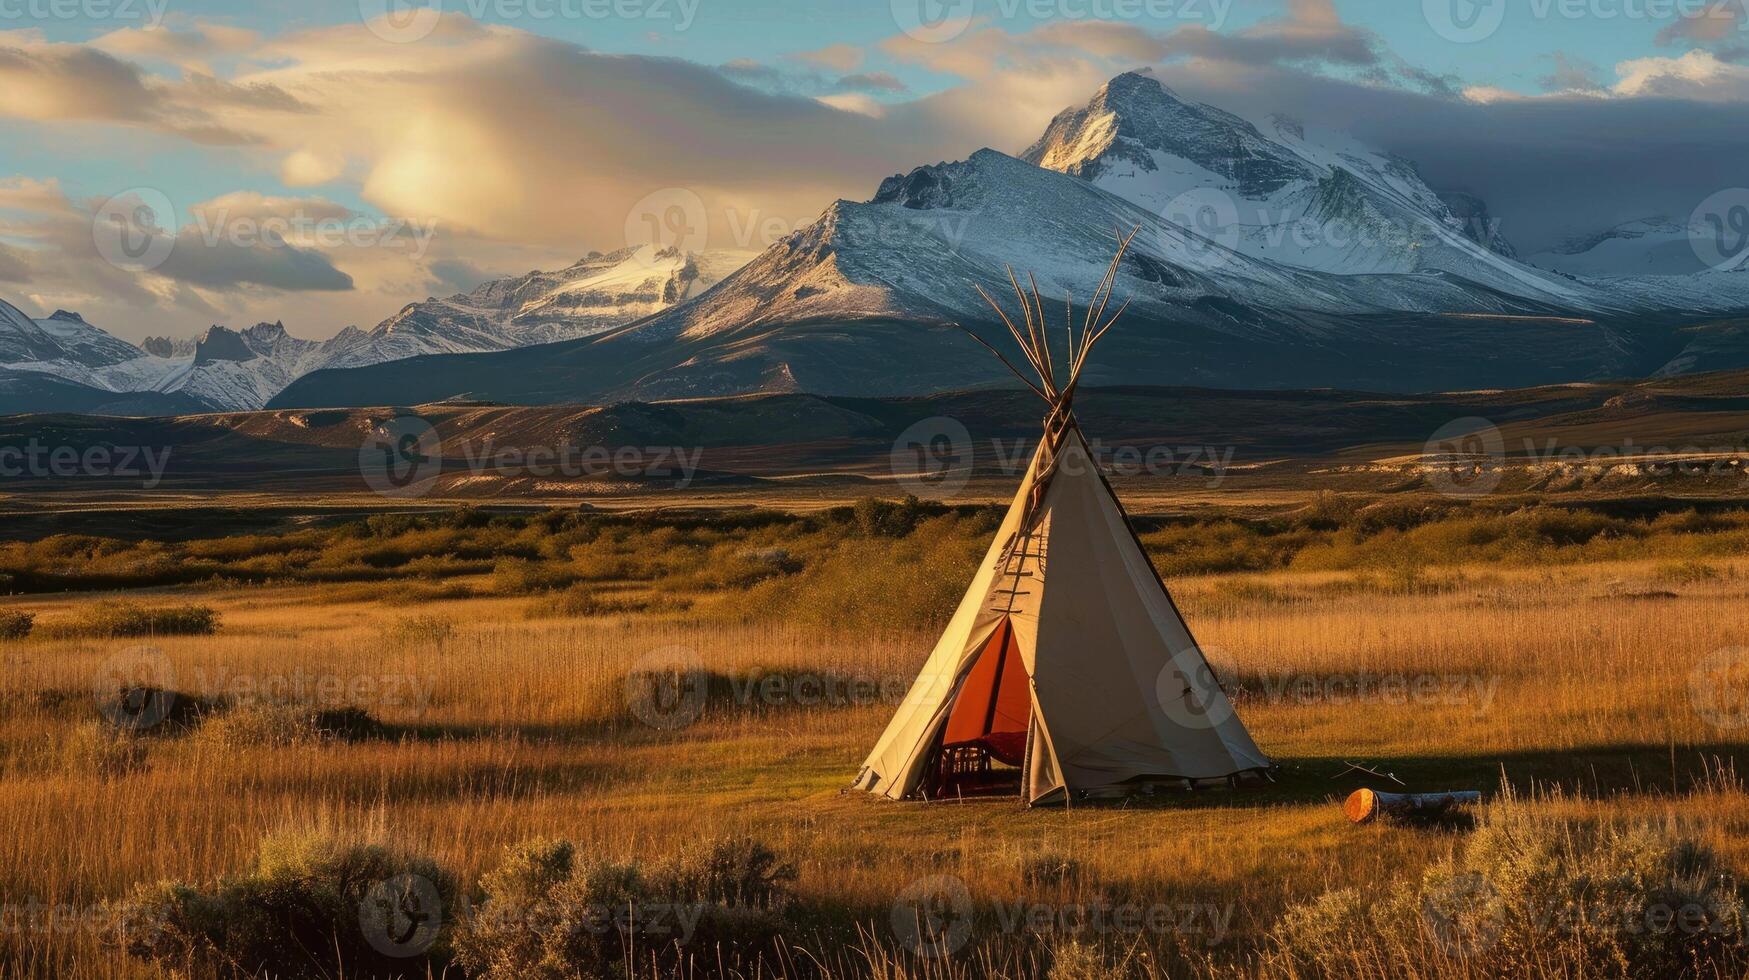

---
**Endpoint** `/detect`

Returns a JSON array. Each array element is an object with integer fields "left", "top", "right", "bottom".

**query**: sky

[{"left": 2, "top": 0, "right": 1749, "bottom": 341}]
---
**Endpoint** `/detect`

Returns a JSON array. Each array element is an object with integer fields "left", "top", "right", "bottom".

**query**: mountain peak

[
  {"left": 194, "top": 325, "right": 256, "bottom": 366},
  {"left": 46, "top": 309, "right": 86, "bottom": 323}
]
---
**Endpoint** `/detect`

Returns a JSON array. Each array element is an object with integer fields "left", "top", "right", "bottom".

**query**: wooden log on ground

[{"left": 1344, "top": 788, "right": 1481, "bottom": 824}]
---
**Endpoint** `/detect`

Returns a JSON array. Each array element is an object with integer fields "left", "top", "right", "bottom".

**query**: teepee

[{"left": 852, "top": 230, "right": 1272, "bottom": 805}]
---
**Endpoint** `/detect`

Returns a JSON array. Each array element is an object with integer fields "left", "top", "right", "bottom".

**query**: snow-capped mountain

[
  {"left": 1526, "top": 216, "right": 1711, "bottom": 277},
  {"left": 1021, "top": 71, "right": 1580, "bottom": 304},
  {"left": 273, "top": 146, "right": 1699, "bottom": 409},
  {"left": 0, "top": 246, "right": 751, "bottom": 412},
  {"left": 0, "top": 300, "right": 144, "bottom": 369},
  {"left": 317, "top": 245, "right": 749, "bottom": 370}
]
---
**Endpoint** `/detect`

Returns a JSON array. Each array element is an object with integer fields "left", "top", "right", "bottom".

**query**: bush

[
  {"left": 196, "top": 702, "right": 388, "bottom": 749},
  {"left": 381, "top": 614, "right": 453, "bottom": 645},
  {"left": 525, "top": 585, "right": 691, "bottom": 619},
  {"left": 1267, "top": 789, "right": 1749, "bottom": 977},
  {"left": 63, "top": 721, "right": 150, "bottom": 779},
  {"left": 0, "top": 610, "right": 32, "bottom": 640},
  {"left": 1656, "top": 560, "right": 1721, "bottom": 585},
  {"left": 454, "top": 836, "right": 795, "bottom": 979},
  {"left": 492, "top": 558, "right": 579, "bottom": 595},
  {"left": 115, "top": 832, "right": 459, "bottom": 979},
  {"left": 77, "top": 601, "right": 219, "bottom": 638}
]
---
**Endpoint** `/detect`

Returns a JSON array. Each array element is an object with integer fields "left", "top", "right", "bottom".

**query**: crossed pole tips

[{"left": 948, "top": 225, "right": 1141, "bottom": 417}]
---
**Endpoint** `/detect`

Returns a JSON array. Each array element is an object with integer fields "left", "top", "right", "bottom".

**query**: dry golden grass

[{"left": 3, "top": 536, "right": 1749, "bottom": 976}]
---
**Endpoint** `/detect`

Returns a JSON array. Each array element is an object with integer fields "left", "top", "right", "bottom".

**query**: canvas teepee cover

[{"left": 852, "top": 233, "right": 1271, "bottom": 805}]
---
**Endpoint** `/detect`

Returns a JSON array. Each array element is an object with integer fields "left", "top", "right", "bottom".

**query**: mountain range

[
  {"left": 0, "top": 246, "right": 748, "bottom": 413},
  {"left": 7, "top": 70, "right": 1749, "bottom": 416}
]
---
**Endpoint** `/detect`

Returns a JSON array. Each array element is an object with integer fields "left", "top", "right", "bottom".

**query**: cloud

[
  {"left": 835, "top": 71, "right": 906, "bottom": 93},
  {"left": 1613, "top": 49, "right": 1749, "bottom": 101},
  {"left": 790, "top": 42, "right": 863, "bottom": 72},
  {"left": 1655, "top": 1, "right": 1747, "bottom": 46},
  {"left": 7, "top": 7, "right": 1749, "bottom": 340},
  {"left": 0, "top": 38, "right": 157, "bottom": 122},
  {"left": 91, "top": 22, "right": 259, "bottom": 71},
  {"left": 280, "top": 148, "right": 345, "bottom": 187},
  {"left": 1539, "top": 52, "right": 1606, "bottom": 94}
]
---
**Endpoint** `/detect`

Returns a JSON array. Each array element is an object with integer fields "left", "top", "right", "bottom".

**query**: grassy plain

[{"left": 2, "top": 496, "right": 1748, "bottom": 977}]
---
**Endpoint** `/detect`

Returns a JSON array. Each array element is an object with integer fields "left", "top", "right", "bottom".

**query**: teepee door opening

[{"left": 926, "top": 617, "right": 1033, "bottom": 799}]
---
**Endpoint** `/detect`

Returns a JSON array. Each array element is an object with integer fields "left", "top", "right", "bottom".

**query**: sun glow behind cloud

[{"left": 0, "top": 2, "right": 1747, "bottom": 341}]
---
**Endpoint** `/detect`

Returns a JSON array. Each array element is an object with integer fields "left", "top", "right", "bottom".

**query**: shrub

[
  {"left": 454, "top": 836, "right": 795, "bottom": 979},
  {"left": 0, "top": 610, "right": 32, "bottom": 640},
  {"left": 525, "top": 585, "right": 691, "bottom": 619},
  {"left": 1266, "top": 789, "right": 1749, "bottom": 977},
  {"left": 381, "top": 614, "right": 453, "bottom": 645},
  {"left": 62, "top": 721, "right": 150, "bottom": 779},
  {"left": 115, "top": 832, "right": 458, "bottom": 979},
  {"left": 1019, "top": 850, "right": 1085, "bottom": 889},
  {"left": 492, "top": 558, "right": 578, "bottom": 595},
  {"left": 77, "top": 601, "right": 218, "bottom": 638},
  {"left": 1656, "top": 560, "right": 1721, "bottom": 585},
  {"left": 196, "top": 703, "right": 388, "bottom": 749}
]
